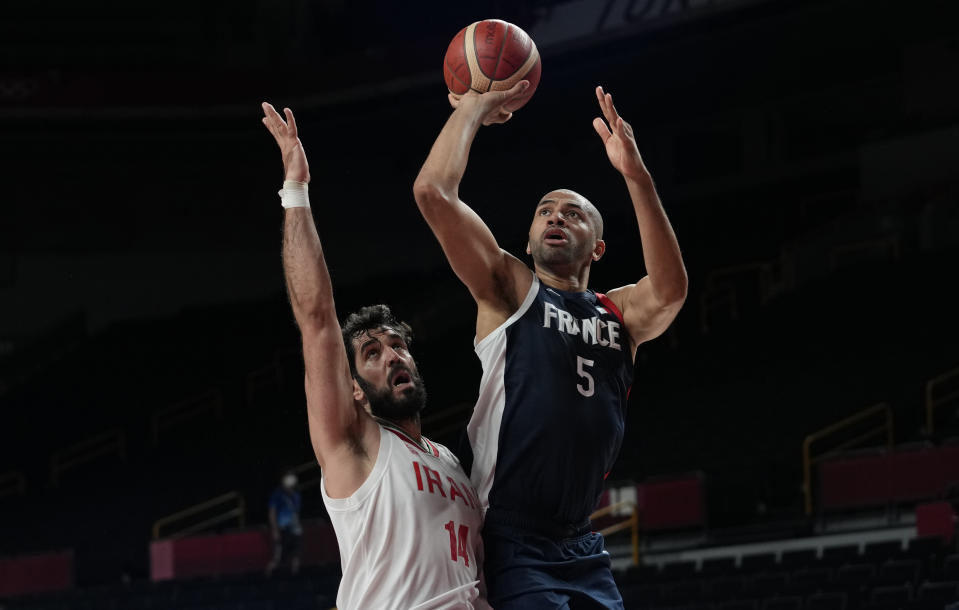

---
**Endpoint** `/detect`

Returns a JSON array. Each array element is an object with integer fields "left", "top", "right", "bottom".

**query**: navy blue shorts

[{"left": 482, "top": 522, "right": 624, "bottom": 609}]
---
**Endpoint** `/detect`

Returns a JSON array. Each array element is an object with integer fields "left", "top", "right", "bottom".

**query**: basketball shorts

[{"left": 482, "top": 518, "right": 624, "bottom": 609}]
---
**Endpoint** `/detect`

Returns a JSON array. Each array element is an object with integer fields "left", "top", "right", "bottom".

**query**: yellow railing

[
  {"left": 590, "top": 500, "right": 639, "bottom": 566},
  {"left": 926, "top": 365, "right": 959, "bottom": 435},
  {"left": 153, "top": 491, "right": 246, "bottom": 540},
  {"left": 0, "top": 470, "right": 26, "bottom": 498},
  {"left": 152, "top": 389, "right": 222, "bottom": 447},
  {"left": 421, "top": 402, "right": 473, "bottom": 440},
  {"left": 801, "top": 402, "right": 893, "bottom": 515},
  {"left": 50, "top": 429, "right": 126, "bottom": 487}
]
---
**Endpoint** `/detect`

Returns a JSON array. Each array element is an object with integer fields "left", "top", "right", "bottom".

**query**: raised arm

[
  {"left": 412, "top": 84, "right": 533, "bottom": 322},
  {"left": 262, "top": 103, "right": 375, "bottom": 491},
  {"left": 591, "top": 87, "right": 688, "bottom": 351}
]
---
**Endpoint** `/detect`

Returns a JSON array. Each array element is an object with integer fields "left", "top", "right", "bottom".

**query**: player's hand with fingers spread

[
  {"left": 592, "top": 86, "right": 648, "bottom": 181},
  {"left": 449, "top": 80, "right": 530, "bottom": 126},
  {"left": 261, "top": 102, "right": 310, "bottom": 183}
]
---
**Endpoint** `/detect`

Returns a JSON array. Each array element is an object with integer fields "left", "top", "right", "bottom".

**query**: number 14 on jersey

[{"left": 443, "top": 520, "right": 470, "bottom": 566}]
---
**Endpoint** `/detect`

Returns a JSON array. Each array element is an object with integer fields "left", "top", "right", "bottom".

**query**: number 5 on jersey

[
  {"left": 443, "top": 521, "right": 470, "bottom": 566},
  {"left": 577, "top": 356, "right": 595, "bottom": 397}
]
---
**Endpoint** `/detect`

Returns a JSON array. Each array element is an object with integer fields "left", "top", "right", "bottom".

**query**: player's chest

[
  {"left": 525, "top": 297, "right": 627, "bottom": 359},
  {"left": 390, "top": 444, "right": 482, "bottom": 521}
]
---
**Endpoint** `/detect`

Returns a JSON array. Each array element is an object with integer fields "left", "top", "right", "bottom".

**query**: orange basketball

[{"left": 443, "top": 19, "right": 542, "bottom": 112}]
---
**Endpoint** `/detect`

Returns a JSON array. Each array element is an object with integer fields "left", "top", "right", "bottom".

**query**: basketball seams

[
  {"left": 487, "top": 23, "right": 510, "bottom": 87},
  {"left": 461, "top": 24, "right": 472, "bottom": 90},
  {"left": 515, "top": 46, "right": 539, "bottom": 80},
  {"left": 445, "top": 57, "right": 470, "bottom": 90},
  {"left": 444, "top": 19, "right": 539, "bottom": 108},
  {"left": 463, "top": 23, "right": 491, "bottom": 94}
]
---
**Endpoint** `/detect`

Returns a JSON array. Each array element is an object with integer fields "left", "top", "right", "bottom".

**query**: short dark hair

[{"left": 341, "top": 304, "right": 414, "bottom": 376}]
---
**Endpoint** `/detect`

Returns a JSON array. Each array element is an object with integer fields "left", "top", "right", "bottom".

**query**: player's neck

[
  {"left": 534, "top": 264, "right": 591, "bottom": 293},
  {"left": 375, "top": 415, "right": 423, "bottom": 444}
]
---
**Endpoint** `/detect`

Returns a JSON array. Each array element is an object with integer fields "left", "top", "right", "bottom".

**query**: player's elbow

[
  {"left": 413, "top": 176, "right": 454, "bottom": 212},
  {"left": 658, "top": 270, "right": 689, "bottom": 308},
  {"left": 293, "top": 304, "right": 338, "bottom": 338}
]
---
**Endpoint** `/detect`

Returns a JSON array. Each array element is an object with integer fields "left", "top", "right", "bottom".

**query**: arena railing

[
  {"left": 801, "top": 402, "right": 893, "bottom": 515},
  {"left": 151, "top": 389, "right": 222, "bottom": 447},
  {"left": 589, "top": 500, "right": 639, "bottom": 566},
  {"left": 926, "top": 364, "right": 959, "bottom": 436},
  {"left": 152, "top": 490, "right": 246, "bottom": 540},
  {"left": 0, "top": 470, "right": 26, "bottom": 498},
  {"left": 50, "top": 429, "right": 126, "bottom": 487}
]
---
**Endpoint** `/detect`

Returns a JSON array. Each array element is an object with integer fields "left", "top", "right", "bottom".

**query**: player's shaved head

[{"left": 538, "top": 189, "right": 604, "bottom": 240}]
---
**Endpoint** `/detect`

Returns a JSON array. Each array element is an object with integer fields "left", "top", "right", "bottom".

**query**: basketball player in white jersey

[
  {"left": 262, "top": 102, "right": 488, "bottom": 610},
  {"left": 413, "top": 84, "right": 687, "bottom": 608}
]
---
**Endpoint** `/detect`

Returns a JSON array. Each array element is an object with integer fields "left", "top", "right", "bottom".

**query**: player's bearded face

[{"left": 355, "top": 364, "right": 427, "bottom": 421}]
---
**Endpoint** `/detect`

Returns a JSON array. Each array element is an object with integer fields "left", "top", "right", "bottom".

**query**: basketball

[{"left": 443, "top": 19, "right": 542, "bottom": 112}]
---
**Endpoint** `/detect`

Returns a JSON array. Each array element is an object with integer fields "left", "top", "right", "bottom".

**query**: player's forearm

[
  {"left": 625, "top": 173, "right": 688, "bottom": 306},
  {"left": 282, "top": 208, "right": 338, "bottom": 329},
  {"left": 413, "top": 106, "right": 485, "bottom": 205}
]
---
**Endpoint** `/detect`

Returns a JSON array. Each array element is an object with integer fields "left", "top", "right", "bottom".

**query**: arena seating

[
  {"left": 616, "top": 538, "right": 959, "bottom": 610},
  {"left": 0, "top": 564, "right": 341, "bottom": 610},
  {"left": 819, "top": 444, "right": 959, "bottom": 515}
]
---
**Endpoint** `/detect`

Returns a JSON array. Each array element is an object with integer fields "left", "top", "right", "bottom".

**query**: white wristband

[{"left": 279, "top": 180, "right": 310, "bottom": 209}]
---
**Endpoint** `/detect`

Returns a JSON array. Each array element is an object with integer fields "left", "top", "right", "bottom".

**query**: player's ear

[
  {"left": 591, "top": 239, "right": 606, "bottom": 261},
  {"left": 352, "top": 378, "right": 365, "bottom": 403},
  {"left": 526, "top": 241, "right": 532, "bottom": 256}
]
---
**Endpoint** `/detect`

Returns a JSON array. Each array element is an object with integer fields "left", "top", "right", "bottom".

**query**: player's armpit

[
  {"left": 606, "top": 277, "right": 684, "bottom": 351},
  {"left": 474, "top": 253, "right": 533, "bottom": 341}
]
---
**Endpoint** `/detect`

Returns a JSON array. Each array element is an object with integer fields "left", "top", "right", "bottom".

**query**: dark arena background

[{"left": 2, "top": 0, "right": 959, "bottom": 608}]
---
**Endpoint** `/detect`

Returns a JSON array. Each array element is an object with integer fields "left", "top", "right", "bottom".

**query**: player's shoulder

[{"left": 601, "top": 283, "right": 638, "bottom": 315}]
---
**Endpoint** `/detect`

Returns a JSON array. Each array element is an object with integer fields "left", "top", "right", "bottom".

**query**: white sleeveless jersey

[{"left": 321, "top": 424, "right": 488, "bottom": 610}]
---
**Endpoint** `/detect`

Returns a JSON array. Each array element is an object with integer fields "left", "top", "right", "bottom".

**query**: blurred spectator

[{"left": 266, "top": 470, "right": 303, "bottom": 576}]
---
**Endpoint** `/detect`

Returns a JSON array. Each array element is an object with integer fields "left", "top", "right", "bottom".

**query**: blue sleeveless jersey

[{"left": 466, "top": 274, "right": 634, "bottom": 528}]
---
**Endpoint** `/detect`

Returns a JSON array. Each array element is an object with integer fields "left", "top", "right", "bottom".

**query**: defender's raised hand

[
  {"left": 449, "top": 80, "right": 530, "bottom": 126},
  {"left": 592, "top": 86, "right": 647, "bottom": 180},
  {"left": 261, "top": 102, "right": 310, "bottom": 183}
]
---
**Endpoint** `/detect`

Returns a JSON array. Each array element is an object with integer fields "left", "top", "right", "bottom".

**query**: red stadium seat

[
  {"left": 888, "top": 443, "right": 943, "bottom": 503},
  {"left": 915, "top": 502, "right": 957, "bottom": 543},
  {"left": 818, "top": 449, "right": 890, "bottom": 511},
  {"left": 637, "top": 472, "right": 706, "bottom": 532}
]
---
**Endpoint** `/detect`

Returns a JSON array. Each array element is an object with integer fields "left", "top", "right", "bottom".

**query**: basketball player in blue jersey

[
  {"left": 262, "top": 103, "right": 488, "bottom": 609},
  {"left": 413, "top": 83, "right": 688, "bottom": 608}
]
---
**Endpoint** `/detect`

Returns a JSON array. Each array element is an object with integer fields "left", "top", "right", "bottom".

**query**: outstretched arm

[
  {"left": 262, "top": 103, "right": 374, "bottom": 488},
  {"left": 412, "top": 84, "right": 534, "bottom": 329},
  {"left": 592, "top": 87, "right": 688, "bottom": 351}
]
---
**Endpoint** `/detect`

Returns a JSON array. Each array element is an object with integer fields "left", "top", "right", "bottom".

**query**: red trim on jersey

[
  {"left": 385, "top": 428, "right": 436, "bottom": 456},
  {"left": 595, "top": 292, "right": 625, "bottom": 325}
]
